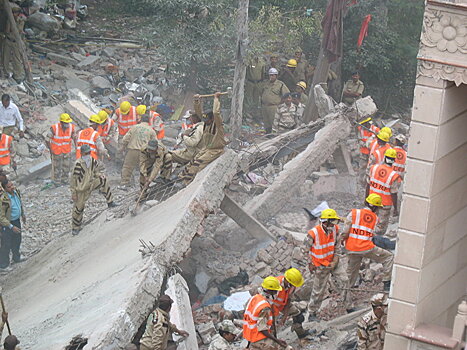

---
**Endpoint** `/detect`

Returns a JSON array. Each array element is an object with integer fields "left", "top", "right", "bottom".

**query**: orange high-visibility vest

[
  {"left": 271, "top": 276, "right": 295, "bottom": 316},
  {"left": 345, "top": 208, "right": 377, "bottom": 252},
  {"left": 115, "top": 106, "right": 137, "bottom": 136},
  {"left": 369, "top": 164, "right": 400, "bottom": 206},
  {"left": 149, "top": 111, "right": 165, "bottom": 140},
  {"left": 308, "top": 224, "right": 339, "bottom": 267},
  {"left": 393, "top": 146, "right": 407, "bottom": 177},
  {"left": 0, "top": 134, "right": 13, "bottom": 166},
  {"left": 97, "top": 119, "right": 115, "bottom": 144},
  {"left": 50, "top": 123, "right": 75, "bottom": 155},
  {"left": 76, "top": 127, "right": 99, "bottom": 160},
  {"left": 243, "top": 294, "right": 273, "bottom": 343},
  {"left": 368, "top": 143, "right": 390, "bottom": 167},
  {"left": 358, "top": 125, "right": 379, "bottom": 154}
]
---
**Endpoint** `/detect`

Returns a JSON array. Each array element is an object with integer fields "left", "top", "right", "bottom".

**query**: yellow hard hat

[
  {"left": 384, "top": 148, "right": 397, "bottom": 159},
  {"left": 296, "top": 81, "right": 307, "bottom": 90},
  {"left": 358, "top": 117, "right": 372, "bottom": 125},
  {"left": 60, "top": 113, "right": 73, "bottom": 123},
  {"left": 120, "top": 101, "right": 132, "bottom": 114},
  {"left": 89, "top": 114, "right": 101, "bottom": 124},
  {"left": 136, "top": 104, "right": 147, "bottom": 116},
  {"left": 376, "top": 131, "right": 390, "bottom": 142},
  {"left": 366, "top": 193, "right": 383, "bottom": 207},
  {"left": 98, "top": 110, "right": 108, "bottom": 123},
  {"left": 286, "top": 59, "right": 298, "bottom": 68},
  {"left": 261, "top": 276, "right": 283, "bottom": 291},
  {"left": 321, "top": 208, "right": 340, "bottom": 220},
  {"left": 380, "top": 126, "right": 392, "bottom": 137},
  {"left": 284, "top": 268, "right": 304, "bottom": 287}
]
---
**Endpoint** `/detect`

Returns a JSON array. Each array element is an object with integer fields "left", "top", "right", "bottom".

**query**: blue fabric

[{"left": 8, "top": 192, "right": 21, "bottom": 220}]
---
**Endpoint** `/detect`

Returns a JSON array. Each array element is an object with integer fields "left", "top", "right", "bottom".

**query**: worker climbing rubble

[{"left": 357, "top": 293, "right": 388, "bottom": 349}]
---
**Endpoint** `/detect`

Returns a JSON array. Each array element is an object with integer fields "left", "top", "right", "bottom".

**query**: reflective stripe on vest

[
  {"left": 345, "top": 209, "right": 377, "bottom": 252},
  {"left": 271, "top": 276, "right": 295, "bottom": 316},
  {"left": 150, "top": 111, "right": 165, "bottom": 139},
  {"left": 50, "top": 123, "right": 74, "bottom": 155},
  {"left": 76, "top": 128, "right": 99, "bottom": 160},
  {"left": 0, "top": 134, "right": 12, "bottom": 165},
  {"left": 393, "top": 146, "right": 407, "bottom": 175},
  {"left": 359, "top": 125, "right": 379, "bottom": 154},
  {"left": 369, "top": 164, "right": 399, "bottom": 206},
  {"left": 243, "top": 294, "right": 273, "bottom": 342},
  {"left": 308, "top": 224, "right": 337, "bottom": 267},
  {"left": 116, "top": 106, "right": 137, "bottom": 135}
]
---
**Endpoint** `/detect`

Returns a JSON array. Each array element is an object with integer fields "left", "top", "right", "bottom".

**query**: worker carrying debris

[
  {"left": 70, "top": 144, "right": 117, "bottom": 235},
  {"left": 97, "top": 109, "right": 117, "bottom": 147},
  {"left": 243, "top": 276, "right": 291, "bottom": 350},
  {"left": 76, "top": 114, "right": 109, "bottom": 160},
  {"left": 119, "top": 110, "right": 157, "bottom": 189},
  {"left": 342, "top": 194, "right": 394, "bottom": 293},
  {"left": 139, "top": 294, "right": 189, "bottom": 350},
  {"left": 392, "top": 134, "right": 407, "bottom": 178},
  {"left": 139, "top": 139, "right": 172, "bottom": 199},
  {"left": 208, "top": 320, "right": 240, "bottom": 350},
  {"left": 179, "top": 92, "right": 226, "bottom": 186},
  {"left": 305, "top": 208, "right": 350, "bottom": 320},
  {"left": 0, "top": 126, "right": 15, "bottom": 174},
  {"left": 357, "top": 293, "right": 388, "bottom": 350},
  {"left": 46, "top": 113, "right": 77, "bottom": 185},
  {"left": 367, "top": 130, "right": 391, "bottom": 168},
  {"left": 170, "top": 111, "right": 204, "bottom": 166},
  {"left": 366, "top": 149, "right": 401, "bottom": 235},
  {"left": 271, "top": 268, "right": 309, "bottom": 338},
  {"left": 261, "top": 68, "right": 290, "bottom": 134}
]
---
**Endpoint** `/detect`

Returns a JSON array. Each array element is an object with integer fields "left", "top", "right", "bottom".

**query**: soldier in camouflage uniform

[
  {"left": 208, "top": 320, "right": 240, "bottom": 350},
  {"left": 356, "top": 293, "right": 388, "bottom": 350}
]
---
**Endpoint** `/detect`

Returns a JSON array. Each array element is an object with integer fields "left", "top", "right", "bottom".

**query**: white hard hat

[{"left": 268, "top": 68, "right": 278, "bottom": 75}]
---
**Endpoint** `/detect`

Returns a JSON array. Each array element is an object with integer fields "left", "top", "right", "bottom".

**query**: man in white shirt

[{"left": 0, "top": 94, "right": 24, "bottom": 137}]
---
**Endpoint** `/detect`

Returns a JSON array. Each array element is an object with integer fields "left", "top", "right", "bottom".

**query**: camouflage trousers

[
  {"left": 347, "top": 247, "right": 394, "bottom": 288},
  {"left": 51, "top": 153, "right": 71, "bottom": 184},
  {"left": 376, "top": 206, "right": 392, "bottom": 235}
]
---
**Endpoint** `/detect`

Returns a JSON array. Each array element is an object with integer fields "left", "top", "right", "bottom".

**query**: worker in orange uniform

[
  {"left": 46, "top": 113, "right": 77, "bottom": 185},
  {"left": 357, "top": 117, "right": 380, "bottom": 168},
  {"left": 306, "top": 209, "right": 350, "bottom": 320},
  {"left": 392, "top": 134, "right": 407, "bottom": 178},
  {"left": 76, "top": 114, "right": 109, "bottom": 160},
  {"left": 114, "top": 101, "right": 137, "bottom": 154},
  {"left": 243, "top": 276, "right": 290, "bottom": 350},
  {"left": 366, "top": 148, "right": 401, "bottom": 235},
  {"left": 149, "top": 106, "right": 165, "bottom": 140},
  {"left": 0, "top": 126, "right": 15, "bottom": 174},
  {"left": 271, "top": 268, "right": 309, "bottom": 338},
  {"left": 367, "top": 131, "right": 391, "bottom": 167},
  {"left": 342, "top": 194, "right": 394, "bottom": 294},
  {"left": 97, "top": 110, "right": 116, "bottom": 147}
]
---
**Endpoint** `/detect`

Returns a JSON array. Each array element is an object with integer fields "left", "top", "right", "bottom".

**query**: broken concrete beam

[
  {"left": 355, "top": 96, "right": 377, "bottom": 118},
  {"left": 333, "top": 143, "right": 355, "bottom": 175},
  {"left": 17, "top": 159, "right": 52, "bottom": 184},
  {"left": 69, "top": 88, "right": 100, "bottom": 114},
  {"left": 220, "top": 193, "right": 276, "bottom": 242},
  {"left": 3, "top": 150, "right": 239, "bottom": 349},
  {"left": 46, "top": 52, "right": 79, "bottom": 66},
  {"left": 64, "top": 100, "right": 95, "bottom": 128},
  {"left": 166, "top": 274, "right": 199, "bottom": 349},
  {"left": 311, "top": 174, "right": 358, "bottom": 197}
]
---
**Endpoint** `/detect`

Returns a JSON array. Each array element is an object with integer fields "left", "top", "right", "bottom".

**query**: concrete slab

[{"left": 0, "top": 150, "right": 239, "bottom": 349}]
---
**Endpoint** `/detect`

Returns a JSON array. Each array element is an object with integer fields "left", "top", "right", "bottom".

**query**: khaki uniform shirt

[
  {"left": 70, "top": 158, "right": 102, "bottom": 195},
  {"left": 357, "top": 310, "right": 387, "bottom": 350},
  {"left": 261, "top": 80, "right": 289, "bottom": 106},
  {"left": 140, "top": 308, "right": 178, "bottom": 350},
  {"left": 343, "top": 80, "right": 364, "bottom": 105},
  {"left": 194, "top": 98, "right": 226, "bottom": 150},
  {"left": 273, "top": 103, "right": 300, "bottom": 133},
  {"left": 279, "top": 68, "right": 297, "bottom": 91},
  {"left": 246, "top": 58, "right": 266, "bottom": 82},
  {"left": 140, "top": 145, "right": 168, "bottom": 181},
  {"left": 122, "top": 122, "right": 157, "bottom": 151},
  {"left": 208, "top": 334, "right": 234, "bottom": 350},
  {"left": 300, "top": 92, "right": 309, "bottom": 106},
  {"left": 181, "top": 122, "right": 205, "bottom": 158},
  {"left": 294, "top": 58, "right": 308, "bottom": 82}
]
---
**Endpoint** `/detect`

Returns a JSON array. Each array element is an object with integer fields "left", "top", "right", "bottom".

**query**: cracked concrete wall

[{"left": 1, "top": 150, "right": 239, "bottom": 350}]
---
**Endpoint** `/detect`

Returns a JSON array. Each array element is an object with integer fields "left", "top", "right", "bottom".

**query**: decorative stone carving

[{"left": 417, "top": 59, "right": 467, "bottom": 86}]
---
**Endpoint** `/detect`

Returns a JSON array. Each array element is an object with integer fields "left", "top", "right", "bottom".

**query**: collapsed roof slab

[{"left": 0, "top": 150, "right": 239, "bottom": 350}]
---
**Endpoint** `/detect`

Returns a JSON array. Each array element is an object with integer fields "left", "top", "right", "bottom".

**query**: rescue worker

[
  {"left": 170, "top": 112, "right": 204, "bottom": 165},
  {"left": 357, "top": 117, "right": 380, "bottom": 167},
  {"left": 392, "top": 134, "right": 407, "bottom": 178},
  {"left": 278, "top": 59, "right": 298, "bottom": 91},
  {"left": 295, "top": 81, "right": 309, "bottom": 106},
  {"left": 114, "top": 101, "right": 137, "bottom": 152},
  {"left": 2, "top": 3, "right": 25, "bottom": 82},
  {"left": 0, "top": 126, "right": 15, "bottom": 173},
  {"left": 261, "top": 68, "right": 289, "bottom": 134},
  {"left": 0, "top": 94, "right": 24, "bottom": 137},
  {"left": 366, "top": 149, "right": 401, "bottom": 235},
  {"left": 367, "top": 131, "right": 391, "bottom": 168},
  {"left": 97, "top": 109, "right": 117, "bottom": 147},
  {"left": 272, "top": 93, "right": 301, "bottom": 133},
  {"left": 342, "top": 194, "right": 394, "bottom": 293},
  {"left": 208, "top": 320, "right": 240, "bottom": 350},
  {"left": 120, "top": 114, "right": 156, "bottom": 188},
  {"left": 139, "top": 140, "right": 172, "bottom": 199},
  {"left": 306, "top": 209, "right": 350, "bottom": 320},
  {"left": 245, "top": 56, "right": 267, "bottom": 114},
  {"left": 140, "top": 294, "right": 189, "bottom": 350},
  {"left": 291, "top": 92, "right": 306, "bottom": 120},
  {"left": 271, "top": 268, "right": 309, "bottom": 338},
  {"left": 342, "top": 72, "right": 364, "bottom": 106},
  {"left": 243, "top": 276, "right": 289, "bottom": 350},
  {"left": 76, "top": 114, "right": 109, "bottom": 160},
  {"left": 357, "top": 293, "right": 388, "bottom": 350},
  {"left": 46, "top": 113, "right": 76, "bottom": 185},
  {"left": 70, "top": 144, "right": 116, "bottom": 235},
  {"left": 148, "top": 106, "right": 165, "bottom": 140},
  {"left": 293, "top": 48, "right": 308, "bottom": 82},
  {"left": 179, "top": 92, "right": 226, "bottom": 185}
]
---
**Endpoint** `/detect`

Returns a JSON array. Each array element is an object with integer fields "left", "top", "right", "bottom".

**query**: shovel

[{"left": 130, "top": 183, "right": 149, "bottom": 217}]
